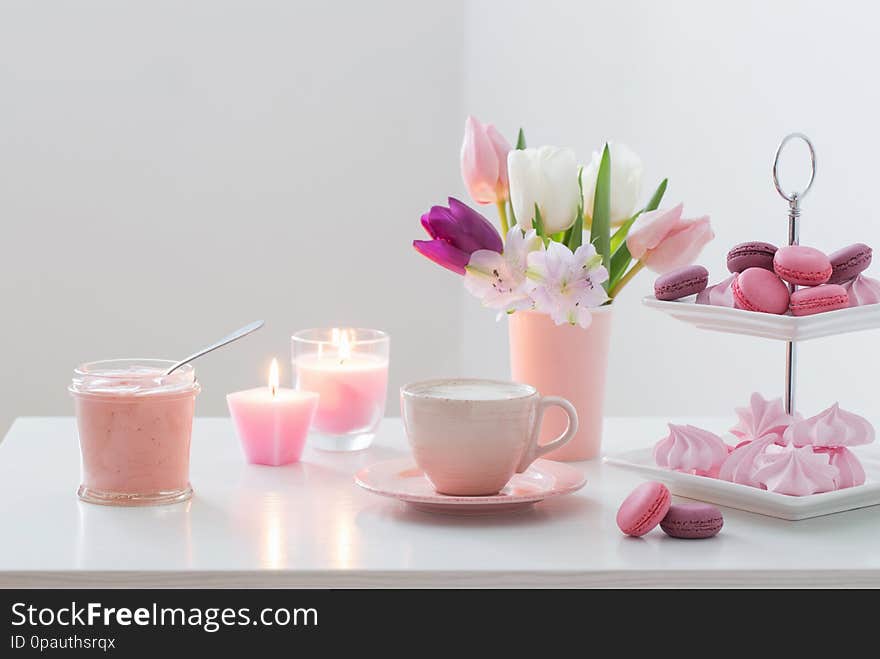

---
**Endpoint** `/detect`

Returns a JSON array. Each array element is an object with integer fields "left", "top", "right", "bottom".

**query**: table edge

[{"left": 2, "top": 569, "right": 878, "bottom": 589}]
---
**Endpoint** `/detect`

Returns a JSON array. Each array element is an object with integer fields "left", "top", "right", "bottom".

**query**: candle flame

[
  {"left": 269, "top": 358, "right": 279, "bottom": 398},
  {"left": 320, "top": 328, "right": 354, "bottom": 363},
  {"left": 337, "top": 329, "right": 352, "bottom": 362}
]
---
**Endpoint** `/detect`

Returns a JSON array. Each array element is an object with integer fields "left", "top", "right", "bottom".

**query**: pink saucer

[{"left": 355, "top": 458, "right": 586, "bottom": 515}]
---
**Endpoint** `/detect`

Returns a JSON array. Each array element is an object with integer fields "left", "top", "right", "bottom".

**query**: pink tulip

[
  {"left": 460, "top": 116, "right": 512, "bottom": 205},
  {"left": 627, "top": 203, "right": 714, "bottom": 274}
]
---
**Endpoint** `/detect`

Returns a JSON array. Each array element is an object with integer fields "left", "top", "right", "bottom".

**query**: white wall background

[
  {"left": 0, "top": 0, "right": 465, "bottom": 433},
  {"left": 2, "top": 0, "right": 879, "bottom": 433},
  {"left": 461, "top": 0, "right": 880, "bottom": 419}
]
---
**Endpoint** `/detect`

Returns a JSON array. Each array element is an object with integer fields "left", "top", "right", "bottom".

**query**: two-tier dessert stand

[{"left": 607, "top": 134, "right": 880, "bottom": 519}]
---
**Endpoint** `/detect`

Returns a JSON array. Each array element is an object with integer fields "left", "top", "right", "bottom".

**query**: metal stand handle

[{"left": 772, "top": 133, "right": 816, "bottom": 415}]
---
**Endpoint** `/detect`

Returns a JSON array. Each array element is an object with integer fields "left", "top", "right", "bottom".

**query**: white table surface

[{"left": 2, "top": 416, "right": 879, "bottom": 588}]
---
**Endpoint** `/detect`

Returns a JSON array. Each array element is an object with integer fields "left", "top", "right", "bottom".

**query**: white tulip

[
  {"left": 581, "top": 142, "right": 643, "bottom": 227},
  {"left": 508, "top": 146, "right": 581, "bottom": 234}
]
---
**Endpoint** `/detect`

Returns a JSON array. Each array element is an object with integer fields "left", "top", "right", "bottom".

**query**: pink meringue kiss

[
  {"left": 654, "top": 423, "right": 729, "bottom": 476},
  {"left": 695, "top": 274, "right": 737, "bottom": 307},
  {"left": 783, "top": 403, "right": 875, "bottom": 448},
  {"left": 752, "top": 444, "right": 838, "bottom": 496},
  {"left": 718, "top": 434, "right": 778, "bottom": 488},
  {"left": 842, "top": 274, "right": 880, "bottom": 307},
  {"left": 814, "top": 447, "right": 866, "bottom": 489},
  {"left": 730, "top": 392, "right": 795, "bottom": 443}
]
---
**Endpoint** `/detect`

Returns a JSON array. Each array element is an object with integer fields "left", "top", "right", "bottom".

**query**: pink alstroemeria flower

[
  {"left": 460, "top": 116, "right": 512, "bottom": 205},
  {"left": 413, "top": 197, "right": 503, "bottom": 275},
  {"left": 627, "top": 203, "right": 714, "bottom": 274}
]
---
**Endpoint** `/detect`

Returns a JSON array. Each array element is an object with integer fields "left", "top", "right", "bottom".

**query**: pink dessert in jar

[{"left": 69, "top": 359, "right": 200, "bottom": 506}]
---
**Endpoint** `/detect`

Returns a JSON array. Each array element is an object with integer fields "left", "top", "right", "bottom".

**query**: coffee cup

[{"left": 400, "top": 378, "right": 579, "bottom": 496}]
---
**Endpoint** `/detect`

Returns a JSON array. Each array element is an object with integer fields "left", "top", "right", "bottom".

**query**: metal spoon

[{"left": 164, "top": 320, "right": 265, "bottom": 375}]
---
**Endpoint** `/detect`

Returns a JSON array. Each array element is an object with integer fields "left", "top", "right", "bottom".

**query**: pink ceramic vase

[{"left": 508, "top": 306, "right": 613, "bottom": 461}]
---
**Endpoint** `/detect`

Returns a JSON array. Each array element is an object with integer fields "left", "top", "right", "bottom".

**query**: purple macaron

[
  {"left": 660, "top": 503, "right": 723, "bottom": 539},
  {"left": 654, "top": 265, "right": 709, "bottom": 301},
  {"left": 827, "top": 243, "right": 873, "bottom": 284},
  {"left": 727, "top": 241, "right": 777, "bottom": 273}
]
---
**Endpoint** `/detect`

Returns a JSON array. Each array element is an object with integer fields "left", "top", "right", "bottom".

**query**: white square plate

[
  {"left": 643, "top": 295, "right": 880, "bottom": 342},
  {"left": 603, "top": 444, "right": 880, "bottom": 520}
]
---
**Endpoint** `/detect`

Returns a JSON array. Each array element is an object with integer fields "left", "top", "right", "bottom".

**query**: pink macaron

[
  {"left": 789, "top": 284, "right": 849, "bottom": 316},
  {"left": 660, "top": 503, "right": 724, "bottom": 539},
  {"left": 732, "top": 267, "right": 790, "bottom": 314},
  {"left": 616, "top": 481, "right": 671, "bottom": 537},
  {"left": 773, "top": 245, "right": 832, "bottom": 286}
]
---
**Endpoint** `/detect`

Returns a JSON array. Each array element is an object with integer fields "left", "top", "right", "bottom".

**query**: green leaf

[
  {"left": 589, "top": 144, "right": 612, "bottom": 271},
  {"left": 644, "top": 177, "right": 668, "bottom": 213},
  {"left": 609, "top": 216, "right": 637, "bottom": 254},
  {"left": 567, "top": 167, "right": 585, "bottom": 251},
  {"left": 508, "top": 199, "right": 517, "bottom": 228},
  {"left": 533, "top": 203, "right": 545, "bottom": 238},
  {"left": 608, "top": 243, "right": 632, "bottom": 289},
  {"left": 567, "top": 213, "right": 583, "bottom": 251},
  {"left": 561, "top": 225, "right": 573, "bottom": 246}
]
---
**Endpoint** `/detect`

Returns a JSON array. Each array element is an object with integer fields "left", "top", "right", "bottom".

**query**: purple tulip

[{"left": 413, "top": 197, "right": 503, "bottom": 275}]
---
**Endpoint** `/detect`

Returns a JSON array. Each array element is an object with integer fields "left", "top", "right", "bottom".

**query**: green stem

[
  {"left": 496, "top": 200, "right": 509, "bottom": 236},
  {"left": 609, "top": 260, "right": 645, "bottom": 298}
]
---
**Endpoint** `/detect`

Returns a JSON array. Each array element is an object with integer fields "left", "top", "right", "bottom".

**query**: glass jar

[
  {"left": 291, "top": 328, "right": 389, "bottom": 451},
  {"left": 69, "top": 359, "right": 200, "bottom": 506}
]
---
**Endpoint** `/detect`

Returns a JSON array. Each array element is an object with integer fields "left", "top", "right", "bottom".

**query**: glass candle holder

[
  {"left": 291, "top": 328, "right": 389, "bottom": 451},
  {"left": 69, "top": 359, "right": 200, "bottom": 506},
  {"left": 227, "top": 359, "right": 319, "bottom": 466}
]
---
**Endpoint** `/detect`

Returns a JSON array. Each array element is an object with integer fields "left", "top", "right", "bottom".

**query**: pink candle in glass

[
  {"left": 227, "top": 359, "right": 319, "bottom": 466},
  {"left": 296, "top": 354, "right": 388, "bottom": 433},
  {"left": 292, "top": 328, "right": 389, "bottom": 452}
]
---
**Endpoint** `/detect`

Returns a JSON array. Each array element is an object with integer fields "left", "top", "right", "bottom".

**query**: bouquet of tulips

[{"left": 413, "top": 116, "right": 714, "bottom": 328}]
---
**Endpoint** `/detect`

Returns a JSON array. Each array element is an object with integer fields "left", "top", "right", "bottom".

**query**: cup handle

[{"left": 516, "top": 396, "right": 579, "bottom": 473}]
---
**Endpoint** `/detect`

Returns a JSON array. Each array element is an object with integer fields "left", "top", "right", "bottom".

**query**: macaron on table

[
  {"left": 613, "top": 134, "right": 880, "bottom": 520},
  {"left": 617, "top": 488, "right": 724, "bottom": 540},
  {"left": 616, "top": 481, "right": 671, "bottom": 536},
  {"left": 660, "top": 503, "right": 724, "bottom": 539}
]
